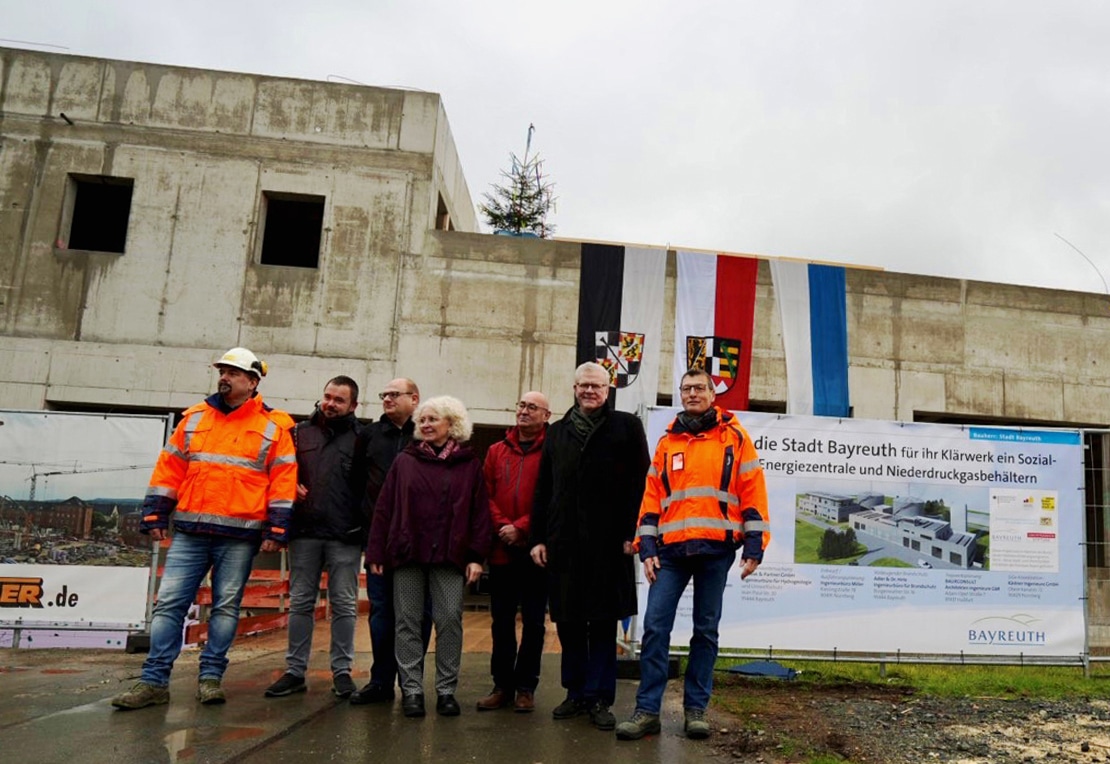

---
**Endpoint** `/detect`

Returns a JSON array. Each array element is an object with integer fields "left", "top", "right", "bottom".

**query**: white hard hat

[{"left": 213, "top": 347, "right": 268, "bottom": 379}]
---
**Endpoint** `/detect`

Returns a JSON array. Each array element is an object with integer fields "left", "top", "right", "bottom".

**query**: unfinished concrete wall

[
  {"left": 0, "top": 48, "right": 475, "bottom": 413},
  {"left": 842, "top": 272, "right": 1110, "bottom": 425}
]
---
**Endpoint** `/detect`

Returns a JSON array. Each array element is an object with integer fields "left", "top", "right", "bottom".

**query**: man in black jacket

[
  {"left": 265, "top": 376, "right": 363, "bottom": 700},
  {"left": 349, "top": 377, "right": 422, "bottom": 705},
  {"left": 530, "top": 362, "right": 650, "bottom": 731}
]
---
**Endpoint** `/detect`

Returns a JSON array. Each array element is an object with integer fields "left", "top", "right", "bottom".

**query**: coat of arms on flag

[
  {"left": 596, "top": 330, "right": 645, "bottom": 389},
  {"left": 685, "top": 336, "right": 741, "bottom": 394}
]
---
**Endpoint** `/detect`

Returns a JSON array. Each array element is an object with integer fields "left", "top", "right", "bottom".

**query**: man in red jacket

[{"left": 476, "top": 390, "right": 551, "bottom": 713}]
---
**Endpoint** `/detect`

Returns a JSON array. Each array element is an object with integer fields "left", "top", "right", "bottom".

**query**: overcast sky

[
  {"left": 5, "top": 1, "right": 1109, "bottom": 293},
  {"left": 0, "top": 412, "right": 164, "bottom": 501}
]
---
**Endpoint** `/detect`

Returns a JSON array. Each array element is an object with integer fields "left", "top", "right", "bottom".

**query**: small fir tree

[{"left": 479, "top": 124, "right": 556, "bottom": 237}]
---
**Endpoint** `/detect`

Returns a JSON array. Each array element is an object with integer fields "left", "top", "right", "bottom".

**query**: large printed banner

[
  {"left": 0, "top": 563, "right": 149, "bottom": 628},
  {"left": 0, "top": 409, "right": 169, "bottom": 567},
  {"left": 0, "top": 410, "right": 169, "bottom": 644},
  {"left": 640, "top": 409, "right": 1087, "bottom": 657}
]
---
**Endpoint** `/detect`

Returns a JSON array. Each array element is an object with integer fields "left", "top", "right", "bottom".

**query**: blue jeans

[
  {"left": 142, "top": 532, "right": 258, "bottom": 686},
  {"left": 285, "top": 538, "right": 361, "bottom": 678},
  {"left": 635, "top": 550, "right": 735, "bottom": 714}
]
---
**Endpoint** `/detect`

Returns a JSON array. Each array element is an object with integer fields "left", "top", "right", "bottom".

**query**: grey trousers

[
  {"left": 285, "top": 538, "right": 361, "bottom": 678},
  {"left": 393, "top": 563, "right": 466, "bottom": 697}
]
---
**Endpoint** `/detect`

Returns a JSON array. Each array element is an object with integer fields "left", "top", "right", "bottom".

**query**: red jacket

[{"left": 482, "top": 425, "right": 546, "bottom": 565}]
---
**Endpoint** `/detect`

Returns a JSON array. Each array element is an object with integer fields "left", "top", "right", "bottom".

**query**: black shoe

[
  {"left": 349, "top": 682, "right": 395, "bottom": 705},
  {"left": 264, "top": 672, "right": 306, "bottom": 697},
  {"left": 552, "top": 696, "right": 587, "bottom": 719},
  {"left": 402, "top": 693, "right": 426, "bottom": 718},
  {"left": 589, "top": 701, "right": 616, "bottom": 730},
  {"left": 436, "top": 694, "right": 461, "bottom": 716},
  {"left": 332, "top": 673, "right": 357, "bottom": 699}
]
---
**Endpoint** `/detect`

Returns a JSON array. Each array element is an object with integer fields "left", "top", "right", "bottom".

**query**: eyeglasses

[
  {"left": 680, "top": 383, "right": 710, "bottom": 394},
  {"left": 378, "top": 391, "right": 413, "bottom": 400},
  {"left": 575, "top": 382, "right": 606, "bottom": 391},
  {"left": 516, "top": 401, "right": 548, "bottom": 413}
]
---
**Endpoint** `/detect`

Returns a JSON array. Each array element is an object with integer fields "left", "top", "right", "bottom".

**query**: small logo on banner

[
  {"left": 966, "top": 614, "right": 1046, "bottom": 647},
  {"left": 0, "top": 577, "right": 45, "bottom": 608},
  {"left": 686, "top": 336, "right": 741, "bottom": 393},
  {"left": 596, "top": 330, "right": 645, "bottom": 389}
]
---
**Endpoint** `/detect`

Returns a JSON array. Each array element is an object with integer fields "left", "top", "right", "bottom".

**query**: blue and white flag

[{"left": 769, "top": 261, "right": 850, "bottom": 417}]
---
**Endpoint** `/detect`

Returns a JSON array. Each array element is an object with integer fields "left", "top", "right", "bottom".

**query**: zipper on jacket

[{"left": 719, "top": 444, "right": 735, "bottom": 543}]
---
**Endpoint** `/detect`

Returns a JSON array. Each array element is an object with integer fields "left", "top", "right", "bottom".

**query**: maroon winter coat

[{"left": 366, "top": 441, "right": 492, "bottom": 571}]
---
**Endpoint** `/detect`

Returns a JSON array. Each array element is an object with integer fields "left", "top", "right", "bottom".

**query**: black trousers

[
  {"left": 555, "top": 618, "right": 618, "bottom": 705},
  {"left": 488, "top": 555, "right": 548, "bottom": 692}
]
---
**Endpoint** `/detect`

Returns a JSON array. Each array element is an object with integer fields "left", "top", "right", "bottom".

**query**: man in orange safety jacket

[
  {"left": 112, "top": 347, "right": 296, "bottom": 711},
  {"left": 616, "top": 367, "right": 769, "bottom": 742}
]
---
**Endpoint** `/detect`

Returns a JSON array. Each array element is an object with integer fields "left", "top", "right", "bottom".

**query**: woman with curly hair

[{"left": 366, "top": 395, "right": 491, "bottom": 718}]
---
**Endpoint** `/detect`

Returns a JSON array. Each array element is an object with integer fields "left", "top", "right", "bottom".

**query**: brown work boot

[
  {"left": 513, "top": 689, "right": 535, "bottom": 713},
  {"left": 196, "top": 678, "right": 226, "bottom": 705},
  {"left": 111, "top": 681, "right": 169, "bottom": 710},
  {"left": 476, "top": 686, "right": 511, "bottom": 711}
]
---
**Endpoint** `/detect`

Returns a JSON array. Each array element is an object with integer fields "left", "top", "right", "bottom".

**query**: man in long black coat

[{"left": 530, "top": 361, "right": 650, "bottom": 731}]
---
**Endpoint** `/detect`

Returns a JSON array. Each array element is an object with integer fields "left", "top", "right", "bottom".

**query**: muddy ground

[{"left": 710, "top": 677, "right": 1110, "bottom": 763}]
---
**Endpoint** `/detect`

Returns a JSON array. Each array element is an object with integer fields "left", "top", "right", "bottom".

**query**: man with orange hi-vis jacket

[
  {"left": 112, "top": 347, "right": 296, "bottom": 711},
  {"left": 616, "top": 367, "right": 769, "bottom": 742}
]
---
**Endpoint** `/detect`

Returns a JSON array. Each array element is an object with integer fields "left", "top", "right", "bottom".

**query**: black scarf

[
  {"left": 674, "top": 407, "right": 719, "bottom": 435},
  {"left": 569, "top": 406, "right": 606, "bottom": 445}
]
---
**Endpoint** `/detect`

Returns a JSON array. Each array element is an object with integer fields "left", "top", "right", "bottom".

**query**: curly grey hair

[{"left": 413, "top": 395, "right": 473, "bottom": 443}]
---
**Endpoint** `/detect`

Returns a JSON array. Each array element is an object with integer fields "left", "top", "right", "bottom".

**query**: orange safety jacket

[
  {"left": 140, "top": 392, "right": 297, "bottom": 543},
  {"left": 635, "top": 406, "right": 770, "bottom": 560}
]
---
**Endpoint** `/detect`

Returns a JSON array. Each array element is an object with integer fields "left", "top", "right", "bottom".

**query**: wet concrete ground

[{"left": 2, "top": 617, "right": 721, "bottom": 764}]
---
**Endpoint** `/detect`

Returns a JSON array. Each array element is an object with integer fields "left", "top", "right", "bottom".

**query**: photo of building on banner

[
  {"left": 0, "top": 411, "right": 169, "bottom": 648},
  {"left": 640, "top": 410, "right": 1086, "bottom": 659},
  {"left": 0, "top": 411, "right": 168, "bottom": 568}
]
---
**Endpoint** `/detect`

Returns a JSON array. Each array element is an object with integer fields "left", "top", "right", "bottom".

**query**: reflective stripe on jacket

[
  {"left": 141, "top": 393, "right": 297, "bottom": 543},
  {"left": 636, "top": 406, "right": 770, "bottom": 560}
]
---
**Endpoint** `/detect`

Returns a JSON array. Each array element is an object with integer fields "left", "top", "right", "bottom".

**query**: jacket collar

[
  {"left": 405, "top": 439, "right": 474, "bottom": 463},
  {"left": 378, "top": 413, "right": 415, "bottom": 436},
  {"left": 206, "top": 391, "right": 263, "bottom": 416},
  {"left": 309, "top": 406, "right": 357, "bottom": 433},
  {"left": 504, "top": 423, "right": 548, "bottom": 453},
  {"left": 669, "top": 405, "right": 733, "bottom": 434}
]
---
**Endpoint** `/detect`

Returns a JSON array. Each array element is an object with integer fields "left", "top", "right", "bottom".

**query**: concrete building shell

[{"left": 3, "top": 47, "right": 1110, "bottom": 644}]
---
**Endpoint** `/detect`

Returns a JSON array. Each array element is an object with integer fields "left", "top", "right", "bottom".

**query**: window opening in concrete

[
  {"left": 65, "top": 175, "right": 134, "bottom": 253},
  {"left": 435, "top": 193, "right": 454, "bottom": 231},
  {"left": 259, "top": 192, "right": 325, "bottom": 268},
  {"left": 748, "top": 400, "right": 788, "bottom": 414}
]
